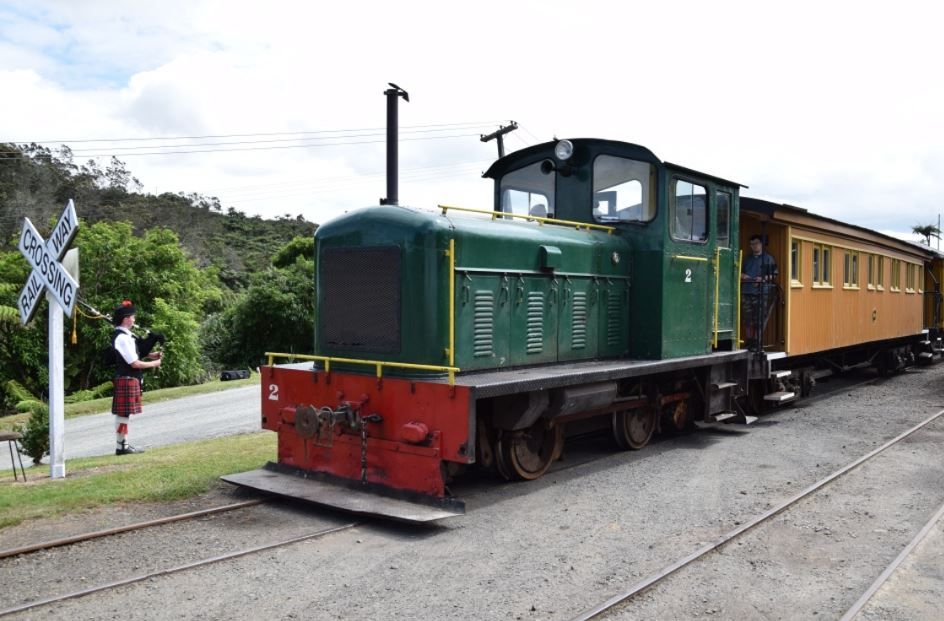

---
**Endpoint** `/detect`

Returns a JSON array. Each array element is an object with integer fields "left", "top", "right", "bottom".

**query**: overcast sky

[{"left": 1, "top": 0, "right": 942, "bottom": 242}]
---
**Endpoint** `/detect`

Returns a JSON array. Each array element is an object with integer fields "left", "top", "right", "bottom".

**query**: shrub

[{"left": 16, "top": 402, "right": 50, "bottom": 465}]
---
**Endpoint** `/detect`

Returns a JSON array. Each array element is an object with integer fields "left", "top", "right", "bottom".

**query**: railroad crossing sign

[
  {"left": 17, "top": 199, "right": 79, "bottom": 324},
  {"left": 16, "top": 199, "right": 80, "bottom": 480}
]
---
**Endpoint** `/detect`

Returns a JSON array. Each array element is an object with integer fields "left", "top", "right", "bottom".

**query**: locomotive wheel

[
  {"left": 495, "top": 421, "right": 563, "bottom": 481},
  {"left": 612, "top": 407, "right": 656, "bottom": 450}
]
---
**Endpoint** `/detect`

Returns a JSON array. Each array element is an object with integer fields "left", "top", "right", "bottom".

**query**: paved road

[{"left": 5, "top": 384, "right": 261, "bottom": 469}]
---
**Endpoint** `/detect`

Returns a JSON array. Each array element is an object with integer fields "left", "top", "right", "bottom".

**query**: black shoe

[{"left": 116, "top": 444, "right": 144, "bottom": 455}]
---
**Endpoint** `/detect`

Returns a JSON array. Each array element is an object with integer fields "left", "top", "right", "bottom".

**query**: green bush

[{"left": 15, "top": 402, "right": 49, "bottom": 464}]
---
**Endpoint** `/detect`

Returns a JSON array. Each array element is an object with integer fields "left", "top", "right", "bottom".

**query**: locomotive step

[
  {"left": 920, "top": 340, "right": 931, "bottom": 346},
  {"left": 711, "top": 381, "right": 738, "bottom": 390},
  {"left": 769, "top": 370, "right": 791, "bottom": 379},
  {"left": 919, "top": 352, "right": 934, "bottom": 360},
  {"left": 763, "top": 391, "right": 796, "bottom": 402}
]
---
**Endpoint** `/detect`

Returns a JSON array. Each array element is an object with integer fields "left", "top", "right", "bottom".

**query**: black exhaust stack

[{"left": 380, "top": 83, "right": 409, "bottom": 205}]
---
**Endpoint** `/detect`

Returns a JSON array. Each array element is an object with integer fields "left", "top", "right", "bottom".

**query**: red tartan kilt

[{"left": 112, "top": 377, "right": 142, "bottom": 417}]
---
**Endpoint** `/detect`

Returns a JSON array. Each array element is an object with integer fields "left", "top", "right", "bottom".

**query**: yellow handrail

[
  {"left": 713, "top": 247, "right": 721, "bottom": 348},
  {"left": 671, "top": 254, "right": 709, "bottom": 263},
  {"left": 447, "top": 238, "right": 455, "bottom": 367},
  {"left": 438, "top": 204, "right": 615, "bottom": 234},
  {"left": 736, "top": 251, "right": 743, "bottom": 347},
  {"left": 265, "top": 352, "right": 460, "bottom": 386}
]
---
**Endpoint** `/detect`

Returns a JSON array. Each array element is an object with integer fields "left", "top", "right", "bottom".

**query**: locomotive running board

[{"left": 221, "top": 463, "right": 465, "bottom": 523}]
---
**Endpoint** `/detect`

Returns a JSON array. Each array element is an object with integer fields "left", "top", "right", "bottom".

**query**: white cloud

[{"left": 0, "top": 0, "right": 942, "bottom": 232}]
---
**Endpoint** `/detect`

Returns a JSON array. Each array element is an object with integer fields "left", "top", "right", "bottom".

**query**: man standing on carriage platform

[
  {"left": 741, "top": 235, "right": 779, "bottom": 349},
  {"left": 111, "top": 300, "right": 162, "bottom": 455}
]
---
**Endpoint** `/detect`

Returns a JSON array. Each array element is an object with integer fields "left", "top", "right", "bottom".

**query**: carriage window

[
  {"left": 716, "top": 191, "right": 731, "bottom": 246},
  {"left": 790, "top": 240, "right": 802, "bottom": 286},
  {"left": 813, "top": 243, "right": 832, "bottom": 286},
  {"left": 500, "top": 160, "right": 555, "bottom": 218},
  {"left": 670, "top": 179, "right": 708, "bottom": 243},
  {"left": 890, "top": 259, "right": 901, "bottom": 291},
  {"left": 843, "top": 250, "right": 859, "bottom": 288},
  {"left": 877, "top": 256, "right": 885, "bottom": 289},
  {"left": 592, "top": 155, "right": 656, "bottom": 223}
]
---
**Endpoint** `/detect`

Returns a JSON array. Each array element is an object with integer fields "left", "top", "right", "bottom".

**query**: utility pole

[{"left": 480, "top": 121, "right": 518, "bottom": 158}]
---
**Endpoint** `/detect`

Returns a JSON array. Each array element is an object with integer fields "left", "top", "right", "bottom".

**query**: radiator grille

[{"left": 320, "top": 246, "right": 400, "bottom": 353}]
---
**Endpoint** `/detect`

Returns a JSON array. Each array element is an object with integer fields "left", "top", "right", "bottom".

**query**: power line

[
  {"left": 3, "top": 120, "right": 510, "bottom": 145},
  {"left": 0, "top": 132, "right": 484, "bottom": 159},
  {"left": 0, "top": 125, "right": 501, "bottom": 155}
]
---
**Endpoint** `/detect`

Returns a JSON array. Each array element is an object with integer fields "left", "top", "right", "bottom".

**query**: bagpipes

[{"left": 77, "top": 297, "right": 167, "bottom": 364}]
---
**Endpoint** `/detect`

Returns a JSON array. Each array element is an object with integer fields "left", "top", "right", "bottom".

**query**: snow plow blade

[{"left": 221, "top": 462, "right": 465, "bottom": 523}]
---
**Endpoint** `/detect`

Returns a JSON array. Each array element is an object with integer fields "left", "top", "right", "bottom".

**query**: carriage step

[
  {"left": 763, "top": 391, "right": 796, "bottom": 402},
  {"left": 711, "top": 381, "right": 738, "bottom": 390},
  {"left": 709, "top": 412, "right": 738, "bottom": 423},
  {"left": 769, "top": 370, "right": 791, "bottom": 379},
  {"left": 920, "top": 340, "right": 931, "bottom": 346},
  {"left": 919, "top": 352, "right": 934, "bottom": 360}
]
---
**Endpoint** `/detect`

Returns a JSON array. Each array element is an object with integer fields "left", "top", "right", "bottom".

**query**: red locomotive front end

[{"left": 223, "top": 361, "right": 470, "bottom": 521}]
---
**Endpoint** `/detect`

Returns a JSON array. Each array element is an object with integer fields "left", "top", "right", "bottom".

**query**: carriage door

[
  {"left": 713, "top": 190, "right": 736, "bottom": 348},
  {"left": 665, "top": 178, "right": 712, "bottom": 357}
]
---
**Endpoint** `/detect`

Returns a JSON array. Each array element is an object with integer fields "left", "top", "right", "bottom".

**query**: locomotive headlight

[{"left": 554, "top": 139, "right": 574, "bottom": 161}]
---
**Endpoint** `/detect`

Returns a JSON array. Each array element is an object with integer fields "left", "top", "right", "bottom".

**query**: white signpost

[{"left": 17, "top": 199, "right": 80, "bottom": 479}]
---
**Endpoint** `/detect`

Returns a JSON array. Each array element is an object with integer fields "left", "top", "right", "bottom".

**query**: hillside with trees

[{"left": 0, "top": 143, "right": 319, "bottom": 427}]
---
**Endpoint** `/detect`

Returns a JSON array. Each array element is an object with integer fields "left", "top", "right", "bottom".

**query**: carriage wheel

[
  {"left": 495, "top": 421, "right": 563, "bottom": 481},
  {"left": 612, "top": 407, "right": 656, "bottom": 450}
]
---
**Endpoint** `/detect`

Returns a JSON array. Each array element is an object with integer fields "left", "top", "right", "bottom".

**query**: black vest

[{"left": 112, "top": 329, "right": 143, "bottom": 380}]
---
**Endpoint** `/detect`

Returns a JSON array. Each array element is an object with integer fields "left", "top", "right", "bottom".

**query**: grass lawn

[
  {"left": 0, "top": 374, "right": 259, "bottom": 432},
  {"left": 0, "top": 432, "right": 275, "bottom": 529}
]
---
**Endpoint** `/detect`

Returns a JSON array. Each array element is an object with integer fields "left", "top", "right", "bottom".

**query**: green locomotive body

[{"left": 315, "top": 138, "right": 743, "bottom": 372}]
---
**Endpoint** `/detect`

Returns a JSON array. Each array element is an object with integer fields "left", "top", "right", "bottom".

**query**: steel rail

[
  {"left": 570, "top": 405, "right": 944, "bottom": 621},
  {"left": 0, "top": 521, "right": 360, "bottom": 617},
  {"left": 0, "top": 500, "right": 262, "bottom": 560},
  {"left": 839, "top": 498, "right": 944, "bottom": 621}
]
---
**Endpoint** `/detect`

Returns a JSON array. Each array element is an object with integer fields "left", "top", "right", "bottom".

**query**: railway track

[
  {"left": 0, "top": 518, "right": 360, "bottom": 617},
  {"left": 570, "top": 405, "right": 944, "bottom": 620},
  {"left": 0, "top": 499, "right": 263, "bottom": 560},
  {"left": 839, "top": 499, "right": 944, "bottom": 620}
]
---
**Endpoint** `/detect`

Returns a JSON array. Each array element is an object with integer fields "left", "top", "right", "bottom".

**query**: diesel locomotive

[{"left": 224, "top": 137, "right": 938, "bottom": 522}]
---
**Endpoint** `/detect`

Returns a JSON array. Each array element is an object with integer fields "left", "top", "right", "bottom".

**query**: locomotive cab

[{"left": 484, "top": 139, "right": 744, "bottom": 358}]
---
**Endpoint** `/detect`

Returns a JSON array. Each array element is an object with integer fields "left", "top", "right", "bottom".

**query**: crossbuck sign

[
  {"left": 17, "top": 200, "right": 79, "bottom": 323},
  {"left": 16, "top": 199, "right": 80, "bottom": 479}
]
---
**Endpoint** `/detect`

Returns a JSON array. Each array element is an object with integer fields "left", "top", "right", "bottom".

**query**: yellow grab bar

[
  {"left": 265, "top": 352, "right": 460, "bottom": 386},
  {"left": 439, "top": 204, "right": 615, "bottom": 234},
  {"left": 671, "top": 254, "right": 709, "bottom": 263}
]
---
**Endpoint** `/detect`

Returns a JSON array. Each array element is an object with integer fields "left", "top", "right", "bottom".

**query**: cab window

[
  {"left": 671, "top": 179, "right": 708, "bottom": 242},
  {"left": 592, "top": 155, "right": 656, "bottom": 223},
  {"left": 716, "top": 191, "right": 731, "bottom": 246},
  {"left": 500, "top": 161, "right": 555, "bottom": 218}
]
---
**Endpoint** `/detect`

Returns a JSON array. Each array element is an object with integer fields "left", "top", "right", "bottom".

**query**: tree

[
  {"left": 912, "top": 223, "right": 941, "bottom": 246},
  {"left": 0, "top": 220, "right": 222, "bottom": 399},
  {"left": 202, "top": 239, "right": 315, "bottom": 368}
]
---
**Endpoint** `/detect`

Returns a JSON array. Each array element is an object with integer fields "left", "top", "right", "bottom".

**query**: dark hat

[{"left": 112, "top": 300, "right": 136, "bottom": 325}]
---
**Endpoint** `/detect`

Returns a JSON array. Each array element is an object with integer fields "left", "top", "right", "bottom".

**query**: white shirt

[{"left": 114, "top": 327, "right": 139, "bottom": 365}]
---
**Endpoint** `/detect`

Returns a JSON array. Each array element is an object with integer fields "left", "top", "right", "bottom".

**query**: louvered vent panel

[
  {"left": 572, "top": 291, "right": 587, "bottom": 349},
  {"left": 607, "top": 291, "right": 621, "bottom": 346},
  {"left": 473, "top": 290, "right": 495, "bottom": 357},
  {"left": 526, "top": 291, "right": 544, "bottom": 354}
]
